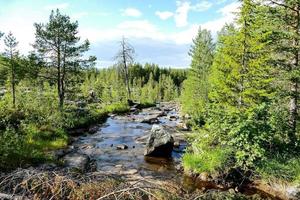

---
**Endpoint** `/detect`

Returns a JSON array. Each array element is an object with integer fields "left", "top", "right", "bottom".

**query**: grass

[
  {"left": 257, "top": 154, "right": 300, "bottom": 184},
  {"left": 103, "top": 102, "right": 130, "bottom": 114},
  {"left": 183, "top": 146, "right": 232, "bottom": 174},
  {"left": 0, "top": 101, "right": 132, "bottom": 171}
]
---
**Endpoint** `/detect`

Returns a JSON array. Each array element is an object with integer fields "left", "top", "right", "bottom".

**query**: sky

[{"left": 0, "top": 0, "right": 240, "bottom": 68}]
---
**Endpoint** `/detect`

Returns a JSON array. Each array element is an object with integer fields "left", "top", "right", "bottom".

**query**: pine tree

[
  {"left": 33, "top": 9, "right": 95, "bottom": 110},
  {"left": 181, "top": 28, "right": 214, "bottom": 119},
  {"left": 4, "top": 32, "right": 19, "bottom": 108}
]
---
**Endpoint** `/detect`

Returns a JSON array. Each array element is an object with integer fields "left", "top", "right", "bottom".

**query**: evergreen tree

[
  {"left": 33, "top": 9, "right": 95, "bottom": 109},
  {"left": 265, "top": 0, "right": 300, "bottom": 143},
  {"left": 181, "top": 28, "right": 214, "bottom": 120},
  {"left": 208, "top": 0, "right": 274, "bottom": 169},
  {"left": 4, "top": 32, "right": 19, "bottom": 108},
  {"left": 210, "top": 1, "right": 273, "bottom": 109}
]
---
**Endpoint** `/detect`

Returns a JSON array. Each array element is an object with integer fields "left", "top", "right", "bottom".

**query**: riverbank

[{"left": 0, "top": 102, "right": 290, "bottom": 199}]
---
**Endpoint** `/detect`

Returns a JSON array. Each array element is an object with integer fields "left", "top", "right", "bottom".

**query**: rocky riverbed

[{"left": 59, "top": 102, "right": 188, "bottom": 180}]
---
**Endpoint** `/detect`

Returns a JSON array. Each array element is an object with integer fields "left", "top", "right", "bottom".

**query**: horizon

[{"left": 0, "top": 0, "right": 239, "bottom": 68}]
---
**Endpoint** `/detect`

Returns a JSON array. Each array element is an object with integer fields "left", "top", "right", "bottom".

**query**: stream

[
  {"left": 72, "top": 102, "right": 186, "bottom": 180},
  {"left": 65, "top": 102, "right": 279, "bottom": 199}
]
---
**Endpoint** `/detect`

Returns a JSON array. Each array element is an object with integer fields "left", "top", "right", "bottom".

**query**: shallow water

[{"left": 74, "top": 106, "right": 186, "bottom": 178}]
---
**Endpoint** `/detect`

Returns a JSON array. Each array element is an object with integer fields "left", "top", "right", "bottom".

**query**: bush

[{"left": 0, "top": 128, "right": 44, "bottom": 170}]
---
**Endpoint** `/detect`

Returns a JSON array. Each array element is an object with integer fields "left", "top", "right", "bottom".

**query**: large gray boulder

[{"left": 144, "top": 125, "right": 174, "bottom": 157}]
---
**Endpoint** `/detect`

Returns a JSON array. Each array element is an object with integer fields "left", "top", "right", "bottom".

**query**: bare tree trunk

[
  {"left": 57, "top": 47, "right": 63, "bottom": 110},
  {"left": 122, "top": 38, "right": 131, "bottom": 100}
]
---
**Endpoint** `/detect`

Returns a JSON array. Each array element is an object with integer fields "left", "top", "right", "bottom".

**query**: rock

[
  {"left": 174, "top": 141, "right": 180, "bottom": 148},
  {"left": 286, "top": 185, "right": 300, "bottom": 199},
  {"left": 176, "top": 122, "right": 190, "bottom": 131},
  {"left": 116, "top": 144, "right": 128, "bottom": 150},
  {"left": 168, "top": 115, "right": 178, "bottom": 121},
  {"left": 121, "top": 169, "right": 138, "bottom": 175},
  {"left": 144, "top": 125, "right": 174, "bottom": 157},
  {"left": 54, "top": 149, "right": 67, "bottom": 159},
  {"left": 197, "top": 172, "right": 210, "bottom": 182},
  {"left": 63, "top": 153, "right": 90, "bottom": 171},
  {"left": 141, "top": 115, "right": 159, "bottom": 124},
  {"left": 88, "top": 125, "right": 99, "bottom": 134},
  {"left": 130, "top": 107, "right": 138, "bottom": 113}
]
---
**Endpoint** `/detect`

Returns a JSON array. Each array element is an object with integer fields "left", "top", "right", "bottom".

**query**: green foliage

[
  {"left": 181, "top": 0, "right": 300, "bottom": 183},
  {"left": 181, "top": 28, "right": 214, "bottom": 122},
  {"left": 257, "top": 154, "right": 300, "bottom": 184},
  {"left": 183, "top": 147, "right": 232, "bottom": 174},
  {"left": 0, "top": 128, "right": 45, "bottom": 170}
]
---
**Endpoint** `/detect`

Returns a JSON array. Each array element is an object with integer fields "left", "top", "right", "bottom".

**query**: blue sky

[{"left": 0, "top": 0, "right": 240, "bottom": 68}]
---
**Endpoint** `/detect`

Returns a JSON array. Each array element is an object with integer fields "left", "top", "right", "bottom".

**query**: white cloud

[
  {"left": 191, "top": 1, "right": 213, "bottom": 12},
  {"left": 218, "top": 1, "right": 240, "bottom": 16},
  {"left": 201, "top": 1, "right": 240, "bottom": 35},
  {"left": 122, "top": 8, "right": 142, "bottom": 18},
  {"left": 173, "top": 0, "right": 212, "bottom": 28},
  {"left": 174, "top": 1, "right": 190, "bottom": 27},
  {"left": 0, "top": 10, "right": 48, "bottom": 54},
  {"left": 155, "top": 11, "right": 174, "bottom": 20},
  {"left": 44, "top": 3, "right": 69, "bottom": 10}
]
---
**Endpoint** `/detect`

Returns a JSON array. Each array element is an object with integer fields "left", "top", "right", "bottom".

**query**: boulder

[
  {"left": 116, "top": 144, "right": 128, "bottom": 150},
  {"left": 144, "top": 125, "right": 174, "bottom": 157},
  {"left": 63, "top": 153, "right": 90, "bottom": 171},
  {"left": 141, "top": 115, "right": 159, "bottom": 124},
  {"left": 168, "top": 115, "right": 178, "bottom": 121},
  {"left": 88, "top": 125, "right": 99, "bottom": 134},
  {"left": 176, "top": 122, "right": 190, "bottom": 131}
]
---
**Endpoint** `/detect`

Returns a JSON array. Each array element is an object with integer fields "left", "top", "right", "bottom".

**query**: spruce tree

[
  {"left": 210, "top": 0, "right": 273, "bottom": 109},
  {"left": 207, "top": 0, "right": 274, "bottom": 169},
  {"left": 181, "top": 28, "right": 214, "bottom": 120},
  {"left": 265, "top": 0, "right": 300, "bottom": 143}
]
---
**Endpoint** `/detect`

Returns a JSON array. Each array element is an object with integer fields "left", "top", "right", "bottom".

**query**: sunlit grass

[{"left": 183, "top": 147, "right": 232, "bottom": 174}]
